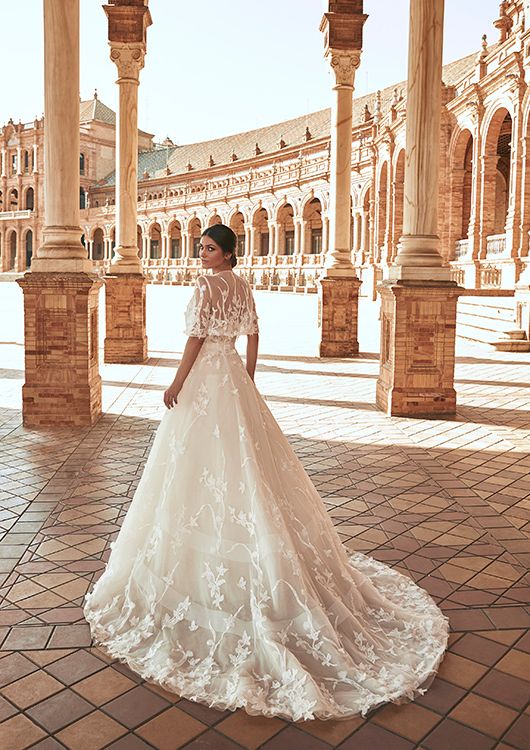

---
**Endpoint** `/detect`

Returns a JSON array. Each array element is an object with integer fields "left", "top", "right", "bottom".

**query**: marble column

[
  {"left": 103, "top": 0, "right": 151, "bottom": 364},
  {"left": 376, "top": 0, "right": 461, "bottom": 417},
  {"left": 318, "top": 3, "right": 366, "bottom": 357},
  {"left": 17, "top": 0, "right": 101, "bottom": 427}
]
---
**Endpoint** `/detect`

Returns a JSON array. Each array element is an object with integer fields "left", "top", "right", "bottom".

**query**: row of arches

[
  {"left": 0, "top": 228, "right": 33, "bottom": 270},
  {"left": 4, "top": 148, "right": 34, "bottom": 176},
  {"left": 87, "top": 198, "right": 325, "bottom": 261},
  {"left": 0, "top": 187, "right": 34, "bottom": 212}
]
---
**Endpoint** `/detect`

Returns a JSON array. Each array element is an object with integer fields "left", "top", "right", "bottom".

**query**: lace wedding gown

[{"left": 84, "top": 270, "right": 449, "bottom": 722}]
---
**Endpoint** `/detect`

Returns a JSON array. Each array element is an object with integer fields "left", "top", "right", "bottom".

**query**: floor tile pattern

[{"left": 0, "top": 292, "right": 529, "bottom": 749}]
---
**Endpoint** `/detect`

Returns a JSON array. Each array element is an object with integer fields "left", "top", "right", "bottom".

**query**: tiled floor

[{"left": 0, "top": 286, "right": 529, "bottom": 749}]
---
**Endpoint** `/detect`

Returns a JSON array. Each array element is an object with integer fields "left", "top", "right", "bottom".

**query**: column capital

[
  {"left": 327, "top": 50, "right": 361, "bottom": 87},
  {"left": 109, "top": 43, "right": 146, "bottom": 80}
]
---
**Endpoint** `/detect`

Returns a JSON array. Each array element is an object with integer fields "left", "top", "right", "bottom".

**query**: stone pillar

[
  {"left": 17, "top": 0, "right": 101, "bottom": 427},
  {"left": 268, "top": 220, "right": 278, "bottom": 256},
  {"left": 318, "top": 3, "right": 366, "bottom": 357},
  {"left": 102, "top": 0, "right": 151, "bottom": 364},
  {"left": 376, "top": 0, "right": 461, "bottom": 417}
]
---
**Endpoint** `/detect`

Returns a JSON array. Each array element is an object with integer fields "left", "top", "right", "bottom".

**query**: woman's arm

[
  {"left": 163, "top": 336, "right": 205, "bottom": 408},
  {"left": 246, "top": 333, "right": 259, "bottom": 382}
]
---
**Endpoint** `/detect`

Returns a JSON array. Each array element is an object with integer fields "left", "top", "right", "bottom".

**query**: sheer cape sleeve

[{"left": 184, "top": 276, "right": 211, "bottom": 337}]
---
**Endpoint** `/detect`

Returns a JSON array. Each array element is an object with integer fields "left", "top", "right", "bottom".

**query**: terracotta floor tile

[
  {"left": 55, "top": 710, "right": 128, "bottom": 750},
  {"left": 474, "top": 669, "right": 530, "bottom": 710},
  {"left": 297, "top": 715, "right": 364, "bottom": 745},
  {"left": 45, "top": 649, "right": 105, "bottom": 684},
  {"left": 336, "top": 722, "right": 414, "bottom": 750},
  {"left": 180, "top": 729, "right": 251, "bottom": 749},
  {"left": 106, "top": 736, "right": 157, "bottom": 750},
  {"left": 176, "top": 696, "right": 232, "bottom": 726},
  {"left": 416, "top": 677, "right": 466, "bottom": 713},
  {"left": 478, "top": 629, "right": 524, "bottom": 646},
  {"left": 422, "top": 718, "right": 497, "bottom": 750},
  {"left": 104, "top": 685, "right": 170, "bottom": 728},
  {"left": 494, "top": 649, "right": 530, "bottom": 681},
  {"left": 25, "top": 648, "right": 74, "bottom": 667},
  {"left": 449, "top": 693, "right": 519, "bottom": 738},
  {"left": 216, "top": 709, "right": 285, "bottom": 749},
  {"left": 502, "top": 713, "right": 530, "bottom": 750},
  {"left": 135, "top": 706, "right": 206, "bottom": 750},
  {"left": 1, "top": 669, "right": 63, "bottom": 709},
  {"left": 436, "top": 652, "right": 489, "bottom": 689},
  {"left": 72, "top": 665, "right": 136, "bottom": 705},
  {"left": 2, "top": 625, "right": 52, "bottom": 650},
  {"left": 0, "top": 713, "right": 46, "bottom": 750},
  {"left": 450, "top": 633, "right": 509, "bottom": 666},
  {"left": 0, "top": 652, "right": 38, "bottom": 688},
  {"left": 372, "top": 702, "right": 441, "bottom": 742},
  {"left": 47, "top": 623, "right": 92, "bottom": 648},
  {"left": 26, "top": 689, "right": 93, "bottom": 732}
]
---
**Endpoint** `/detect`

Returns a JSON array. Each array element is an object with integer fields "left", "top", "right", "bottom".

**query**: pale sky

[{"left": 3, "top": 0, "right": 501, "bottom": 144}]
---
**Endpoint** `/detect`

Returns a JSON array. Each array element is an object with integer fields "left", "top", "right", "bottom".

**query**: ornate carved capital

[
  {"left": 109, "top": 44, "right": 146, "bottom": 80},
  {"left": 328, "top": 51, "right": 361, "bottom": 86}
]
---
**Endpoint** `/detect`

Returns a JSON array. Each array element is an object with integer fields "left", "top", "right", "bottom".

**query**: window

[
  {"left": 11, "top": 153, "right": 17, "bottom": 175},
  {"left": 237, "top": 234, "right": 245, "bottom": 256},
  {"left": 24, "top": 150, "right": 29, "bottom": 173},
  {"left": 171, "top": 238, "right": 181, "bottom": 258},
  {"left": 193, "top": 237, "right": 201, "bottom": 258},
  {"left": 80, "top": 153, "right": 85, "bottom": 175},
  {"left": 260, "top": 233, "right": 269, "bottom": 256},
  {"left": 79, "top": 188, "right": 86, "bottom": 209},
  {"left": 285, "top": 230, "right": 295, "bottom": 255},
  {"left": 311, "top": 229, "right": 322, "bottom": 254},
  {"left": 26, "top": 188, "right": 34, "bottom": 211},
  {"left": 150, "top": 239, "right": 160, "bottom": 259}
]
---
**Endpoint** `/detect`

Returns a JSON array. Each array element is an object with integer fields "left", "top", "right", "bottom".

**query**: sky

[{"left": 3, "top": 0, "right": 501, "bottom": 144}]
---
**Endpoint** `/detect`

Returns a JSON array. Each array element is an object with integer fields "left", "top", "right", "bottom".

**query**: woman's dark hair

[{"left": 201, "top": 224, "right": 238, "bottom": 268}]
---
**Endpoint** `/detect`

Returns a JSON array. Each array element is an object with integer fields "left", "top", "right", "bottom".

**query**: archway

[
  {"left": 149, "top": 222, "right": 162, "bottom": 259},
  {"left": 253, "top": 207, "right": 269, "bottom": 256},
  {"left": 482, "top": 109, "right": 512, "bottom": 246},
  {"left": 391, "top": 151, "right": 405, "bottom": 262},
  {"left": 92, "top": 228, "right": 104, "bottom": 260},
  {"left": 302, "top": 198, "right": 322, "bottom": 254},
  {"left": 189, "top": 217, "right": 202, "bottom": 258},
  {"left": 25, "top": 187, "right": 34, "bottom": 211},
  {"left": 9, "top": 189, "right": 18, "bottom": 211},
  {"left": 229, "top": 211, "right": 245, "bottom": 256},
  {"left": 208, "top": 213, "right": 222, "bottom": 227},
  {"left": 8, "top": 230, "right": 17, "bottom": 270},
  {"left": 169, "top": 221, "right": 182, "bottom": 258},
  {"left": 277, "top": 202, "right": 295, "bottom": 255},
  {"left": 377, "top": 162, "right": 388, "bottom": 262},
  {"left": 25, "top": 230, "right": 33, "bottom": 268}
]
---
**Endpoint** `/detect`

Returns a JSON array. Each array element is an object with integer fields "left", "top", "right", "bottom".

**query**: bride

[{"left": 84, "top": 223, "right": 449, "bottom": 722}]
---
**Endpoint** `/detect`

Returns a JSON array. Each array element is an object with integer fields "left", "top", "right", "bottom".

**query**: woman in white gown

[{"left": 84, "top": 224, "right": 449, "bottom": 722}]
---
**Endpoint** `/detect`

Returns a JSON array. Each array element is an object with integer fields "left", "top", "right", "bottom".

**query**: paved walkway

[{"left": 0, "top": 284, "right": 529, "bottom": 749}]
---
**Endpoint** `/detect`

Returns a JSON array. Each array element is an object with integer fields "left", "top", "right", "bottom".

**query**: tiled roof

[
  {"left": 80, "top": 96, "right": 117, "bottom": 126},
  {"left": 97, "top": 51, "right": 478, "bottom": 187}
]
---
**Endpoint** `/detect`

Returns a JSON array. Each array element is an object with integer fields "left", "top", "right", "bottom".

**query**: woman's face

[{"left": 199, "top": 234, "right": 232, "bottom": 271}]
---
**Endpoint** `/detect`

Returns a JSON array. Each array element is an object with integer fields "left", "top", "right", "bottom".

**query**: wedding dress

[{"left": 83, "top": 269, "right": 449, "bottom": 722}]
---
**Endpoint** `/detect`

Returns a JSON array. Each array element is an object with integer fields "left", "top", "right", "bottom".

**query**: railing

[
  {"left": 450, "top": 267, "right": 465, "bottom": 285},
  {"left": 0, "top": 209, "right": 32, "bottom": 221},
  {"left": 480, "top": 265, "right": 502, "bottom": 288},
  {"left": 486, "top": 234, "right": 506, "bottom": 257},
  {"left": 454, "top": 239, "right": 470, "bottom": 259}
]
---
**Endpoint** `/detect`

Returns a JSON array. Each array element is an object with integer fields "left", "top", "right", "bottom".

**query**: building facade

[{"left": 3, "top": 1, "right": 530, "bottom": 301}]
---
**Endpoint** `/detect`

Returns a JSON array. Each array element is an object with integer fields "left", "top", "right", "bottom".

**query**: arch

[
  {"left": 79, "top": 152, "right": 85, "bottom": 175},
  {"left": 149, "top": 222, "right": 162, "bottom": 259},
  {"left": 9, "top": 188, "right": 18, "bottom": 211},
  {"left": 23, "top": 149, "right": 30, "bottom": 173},
  {"left": 252, "top": 206, "right": 270, "bottom": 256},
  {"left": 92, "top": 227, "right": 105, "bottom": 260},
  {"left": 79, "top": 187, "right": 86, "bottom": 210},
  {"left": 7, "top": 229, "right": 17, "bottom": 270},
  {"left": 302, "top": 197, "right": 323, "bottom": 254},
  {"left": 376, "top": 161, "right": 389, "bottom": 261},
  {"left": 448, "top": 128, "right": 474, "bottom": 260},
  {"left": 168, "top": 220, "right": 182, "bottom": 259},
  {"left": 208, "top": 212, "right": 222, "bottom": 227},
  {"left": 229, "top": 210, "right": 245, "bottom": 257},
  {"left": 391, "top": 149, "right": 405, "bottom": 262},
  {"left": 482, "top": 108, "right": 512, "bottom": 240},
  {"left": 277, "top": 202, "right": 295, "bottom": 255},
  {"left": 25, "top": 187, "right": 35, "bottom": 211},
  {"left": 189, "top": 216, "right": 202, "bottom": 258},
  {"left": 24, "top": 229, "right": 33, "bottom": 268}
]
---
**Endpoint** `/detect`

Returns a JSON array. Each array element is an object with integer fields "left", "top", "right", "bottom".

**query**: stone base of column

[
  {"left": 16, "top": 272, "right": 102, "bottom": 427},
  {"left": 376, "top": 280, "right": 461, "bottom": 417},
  {"left": 318, "top": 276, "right": 360, "bottom": 357},
  {"left": 104, "top": 274, "right": 148, "bottom": 363}
]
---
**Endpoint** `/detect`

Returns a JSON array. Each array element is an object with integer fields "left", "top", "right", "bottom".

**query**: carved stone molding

[
  {"left": 109, "top": 44, "right": 146, "bottom": 80},
  {"left": 328, "top": 50, "right": 361, "bottom": 86}
]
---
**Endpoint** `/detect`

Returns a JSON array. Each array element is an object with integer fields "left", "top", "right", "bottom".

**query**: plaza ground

[{"left": 0, "top": 283, "right": 529, "bottom": 750}]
